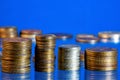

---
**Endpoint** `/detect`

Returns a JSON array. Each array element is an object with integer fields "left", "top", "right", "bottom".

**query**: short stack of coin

[
  {"left": 58, "top": 44, "right": 80, "bottom": 70},
  {"left": 2, "top": 38, "right": 32, "bottom": 73},
  {"left": 98, "top": 31, "right": 120, "bottom": 39},
  {"left": 85, "top": 47, "right": 117, "bottom": 71},
  {"left": 0, "top": 26, "right": 18, "bottom": 38},
  {"left": 35, "top": 34, "right": 56, "bottom": 72},
  {"left": 20, "top": 30, "right": 42, "bottom": 42},
  {"left": 76, "top": 34, "right": 95, "bottom": 39},
  {"left": 80, "top": 51, "right": 85, "bottom": 61}
]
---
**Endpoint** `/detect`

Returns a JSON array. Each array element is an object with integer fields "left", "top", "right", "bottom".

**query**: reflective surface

[{"left": 0, "top": 38, "right": 120, "bottom": 80}]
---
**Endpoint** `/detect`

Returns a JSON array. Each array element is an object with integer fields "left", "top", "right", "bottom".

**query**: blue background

[
  {"left": 0, "top": 0, "right": 120, "bottom": 33},
  {"left": 0, "top": 0, "right": 120, "bottom": 80}
]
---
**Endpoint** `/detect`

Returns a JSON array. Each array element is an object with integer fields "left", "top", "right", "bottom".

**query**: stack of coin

[
  {"left": 98, "top": 31, "right": 120, "bottom": 39},
  {"left": 85, "top": 47, "right": 117, "bottom": 71},
  {"left": 76, "top": 37, "right": 99, "bottom": 44},
  {"left": 0, "top": 26, "right": 18, "bottom": 38},
  {"left": 80, "top": 51, "right": 85, "bottom": 61},
  {"left": 50, "top": 33, "right": 73, "bottom": 40},
  {"left": 20, "top": 30, "right": 42, "bottom": 57},
  {"left": 35, "top": 34, "right": 56, "bottom": 72},
  {"left": 58, "top": 44, "right": 80, "bottom": 70},
  {"left": 76, "top": 34, "right": 95, "bottom": 39},
  {"left": 20, "top": 30, "right": 42, "bottom": 42},
  {"left": 2, "top": 38, "right": 32, "bottom": 73}
]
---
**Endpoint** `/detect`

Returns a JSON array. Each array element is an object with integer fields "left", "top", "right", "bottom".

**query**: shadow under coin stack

[
  {"left": 85, "top": 47, "right": 117, "bottom": 71},
  {"left": 58, "top": 45, "right": 80, "bottom": 70},
  {"left": 35, "top": 34, "right": 56, "bottom": 72},
  {"left": 2, "top": 38, "right": 32, "bottom": 73}
]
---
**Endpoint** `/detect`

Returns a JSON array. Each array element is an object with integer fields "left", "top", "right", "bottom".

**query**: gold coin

[
  {"left": 36, "top": 34, "right": 56, "bottom": 40},
  {"left": 59, "top": 67, "right": 79, "bottom": 71},
  {"left": 2, "top": 68, "right": 30, "bottom": 73},
  {"left": 98, "top": 31, "right": 120, "bottom": 39},
  {"left": 35, "top": 68, "right": 54, "bottom": 72},
  {"left": 80, "top": 51, "right": 85, "bottom": 61},
  {"left": 76, "top": 37, "right": 99, "bottom": 43},
  {"left": 86, "top": 66, "right": 117, "bottom": 71},
  {"left": 21, "top": 30, "right": 42, "bottom": 35},
  {"left": 0, "top": 26, "right": 16, "bottom": 32},
  {"left": 76, "top": 34, "right": 95, "bottom": 39},
  {"left": 86, "top": 47, "right": 117, "bottom": 57}
]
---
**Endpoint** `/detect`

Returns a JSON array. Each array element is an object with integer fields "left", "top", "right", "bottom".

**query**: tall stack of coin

[
  {"left": 2, "top": 38, "right": 32, "bottom": 73},
  {"left": 85, "top": 47, "right": 117, "bottom": 71},
  {"left": 0, "top": 26, "right": 18, "bottom": 38},
  {"left": 58, "top": 45, "right": 80, "bottom": 70},
  {"left": 20, "top": 30, "right": 42, "bottom": 42},
  {"left": 35, "top": 34, "right": 56, "bottom": 72},
  {"left": 20, "top": 30, "right": 42, "bottom": 57},
  {"left": 0, "top": 26, "right": 18, "bottom": 64}
]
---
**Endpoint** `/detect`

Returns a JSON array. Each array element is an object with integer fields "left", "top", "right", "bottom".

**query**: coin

[
  {"left": 2, "top": 38, "right": 32, "bottom": 73},
  {"left": 98, "top": 31, "right": 120, "bottom": 39},
  {"left": 49, "top": 33, "right": 73, "bottom": 40},
  {"left": 76, "top": 37, "right": 99, "bottom": 43},
  {"left": 76, "top": 34, "right": 95, "bottom": 38},
  {"left": 20, "top": 30, "right": 42, "bottom": 41},
  {"left": 58, "top": 44, "right": 80, "bottom": 70},
  {"left": 35, "top": 34, "right": 56, "bottom": 72},
  {"left": 85, "top": 47, "right": 117, "bottom": 71},
  {"left": 86, "top": 47, "right": 117, "bottom": 56},
  {"left": 0, "top": 26, "right": 18, "bottom": 38}
]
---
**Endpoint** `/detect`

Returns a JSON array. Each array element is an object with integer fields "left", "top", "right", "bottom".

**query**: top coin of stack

[
  {"left": 35, "top": 34, "right": 56, "bottom": 72},
  {"left": 85, "top": 47, "right": 117, "bottom": 71},
  {"left": 98, "top": 31, "right": 120, "bottom": 39},
  {"left": 0, "top": 26, "right": 18, "bottom": 38},
  {"left": 2, "top": 38, "right": 32, "bottom": 73},
  {"left": 58, "top": 44, "right": 80, "bottom": 70},
  {"left": 76, "top": 34, "right": 95, "bottom": 39},
  {"left": 50, "top": 33, "right": 73, "bottom": 40},
  {"left": 20, "top": 30, "right": 42, "bottom": 42},
  {"left": 76, "top": 34, "right": 99, "bottom": 43}
]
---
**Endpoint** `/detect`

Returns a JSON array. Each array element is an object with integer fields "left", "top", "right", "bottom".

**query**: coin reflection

[
  {"left": 35, "top": 72, "right": 54, "bottom": 80},
  {"left": 2, "top": 72, "right": 30, "bottom": 80},
  {"left": 85, "top": 70, "right": 117, "bottom": 80},
  {"left": 58, "top": 70, "right": 80, "bottom": 80}
]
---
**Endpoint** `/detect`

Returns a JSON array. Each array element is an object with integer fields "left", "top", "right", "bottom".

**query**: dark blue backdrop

[
  {"left": 0, "top": 0, "right": 120, "bottom": 80},
  {"left": 0, "top": 0, "right": 120, "bottom": 34}
]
